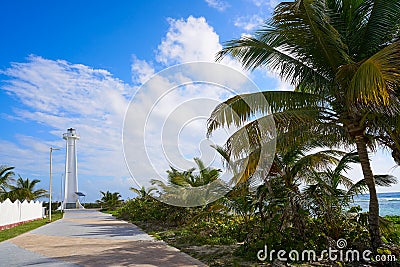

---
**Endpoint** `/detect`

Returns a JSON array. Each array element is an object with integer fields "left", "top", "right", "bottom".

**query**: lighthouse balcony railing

[{"left": 63, "top": 133, "right": 78, "bottom": 139}]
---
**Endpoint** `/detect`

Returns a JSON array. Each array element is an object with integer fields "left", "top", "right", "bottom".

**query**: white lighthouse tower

[{"left": 63, "top": 128, "right": 83, "bottom": 209}]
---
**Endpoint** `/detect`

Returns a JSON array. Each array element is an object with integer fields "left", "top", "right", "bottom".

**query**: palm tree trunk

[{"left": 355, "top": 135, "right": 382, "bottom": 250}]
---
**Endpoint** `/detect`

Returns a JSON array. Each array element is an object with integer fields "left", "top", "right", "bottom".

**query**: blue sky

[{"left": 1, "top": 0, "right": 399, "bottom": 202}]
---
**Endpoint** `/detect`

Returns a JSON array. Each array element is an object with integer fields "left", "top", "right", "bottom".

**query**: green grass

[{"left": 0, "top": 211, "right": 63, "bottom": 242}]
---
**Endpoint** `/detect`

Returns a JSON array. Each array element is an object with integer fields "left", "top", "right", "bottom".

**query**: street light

[
  {"left": 60, "top": 173, "right": 64, "bottom": 211},
  {"left": 49, "top": 147, "right": 60, "bottom": 221}
]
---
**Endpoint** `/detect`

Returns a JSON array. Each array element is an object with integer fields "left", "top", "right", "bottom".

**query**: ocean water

[{"left": 351, "top": 192, "right": 400, "bottom": 216}]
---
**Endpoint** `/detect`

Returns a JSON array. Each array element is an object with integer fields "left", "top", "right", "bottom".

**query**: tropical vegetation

[
  {"left": 116, "top": 151, "right": 399, "bottom": 265},
  {"left": 0, "top": 165, "right": 48, "bottom": 202},
  {"left": 114, "top": 0, "right": 400, "bottom": 265},
  {"left": 0, "top": 165, "right": 14, "bottom": 195},
  {"left": 6, "top": 176, "right": 48, "bottom": 202},
  {"left": 96, "top": 190, "right": 123, "bottom": 210},
  {"left": 149, "top": 157, "right": 225, "bottom": 206},
  {"left": 207, "top": 0, "right": 400, "bottom": 251}
]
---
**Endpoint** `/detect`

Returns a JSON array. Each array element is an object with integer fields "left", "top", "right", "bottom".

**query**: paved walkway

[{"left": 0, "top": 209, "right": 206, "bottom": 267}]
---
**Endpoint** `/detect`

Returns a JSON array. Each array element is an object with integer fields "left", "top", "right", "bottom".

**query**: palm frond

[
  {"left": 207, "top": 91, "right": 327, "bottom": 135},
  {"left": 374, "top": 175, "right": 398, "bottom": 187},
  {"left": 221, "top": 109, "right": 349, "bottom": 161},
  {"left": 217, "top": 36, "right": 332, "bottom": 89},
  {"left": 346, "top": 41, "right": 400, "bottom": 105},
  {"left": 0, "top": 165, "right": 15, "bottom": 179},
  {"left": 357, "top": 0, "right": 400, "bottom": 58},
  {"left": 272, "top": 0, "right": 351, "bottom": 70},
  {"left": 348, "top": 174, "right": 398, "bottom": 195},
  {"left": 294, "top": 150, "right": 343, "bottom": 171},
  {"left": 332, "top": 151, "right": 359, "bottom": 177}
]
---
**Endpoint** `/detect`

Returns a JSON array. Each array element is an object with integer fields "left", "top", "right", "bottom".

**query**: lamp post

[
  {"left": 60, "top": 173, "right": 64, "bottom": 211},
  {"left": 49, "top": 147, "right": 60, "bottom": 221}
]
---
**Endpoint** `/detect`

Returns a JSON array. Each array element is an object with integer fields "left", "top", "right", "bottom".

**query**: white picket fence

[{"left": 0, "top": 198, "right": 44, "bottom": 229}]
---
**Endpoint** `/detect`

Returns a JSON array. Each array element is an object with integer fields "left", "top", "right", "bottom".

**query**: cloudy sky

[{"left": 0, "top": 0, "right": 398, "bottom": 202}]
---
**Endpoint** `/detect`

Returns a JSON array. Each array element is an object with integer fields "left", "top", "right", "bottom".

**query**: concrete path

[{"left": 0, "top": 209, "right": 206, "bottom": 267}]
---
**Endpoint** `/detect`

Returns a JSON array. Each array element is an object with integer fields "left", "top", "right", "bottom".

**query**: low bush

[{"left": 117, "top": 197, "right": 195, "bottom": 227}]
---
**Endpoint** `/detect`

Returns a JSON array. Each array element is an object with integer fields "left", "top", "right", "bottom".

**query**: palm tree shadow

[
  {"left": 53, "top": 240, "right": 205, "bottom": 266},
  {"left": 70, "top": 221, "right": 153, "bottom": 239}
]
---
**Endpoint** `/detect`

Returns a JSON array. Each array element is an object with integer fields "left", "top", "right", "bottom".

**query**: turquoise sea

[{"left": 352, "top": 192, "right": 400, "bottom": 216}]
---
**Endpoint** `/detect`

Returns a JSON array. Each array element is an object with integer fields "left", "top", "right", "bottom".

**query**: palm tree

[
  {"left": 129, "top": 186, "right": 156, "bottom": 199},
  {"left": 263, "top": 146, "right": 348, "bottom": 234},
  {"left": 0, "top": 165, "right": 14, "bottom": 199},
  {"left": 305, "top": 152, "right": 396, "bottom": 238},
  {"left": 268, "top": 147, "right": 346, "bottom": 191},
  {"left": 208, "top": 0, "right": 400, "bottom": 248},
  {"left": 7, "top": 176, "right": 48, "bottom": 202},
  {"left": 156, "top": 158, "right": 221, "bottom": 188},
  {"left": 96, "top": 190, "right": 122, "bottom": 210},
  {"left": 151, "top": 158, "right": 223, "bottom": 206}
]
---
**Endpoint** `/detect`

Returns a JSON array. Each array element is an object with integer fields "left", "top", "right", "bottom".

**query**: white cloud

[
  {"left": 125, "top": 17, "right": 259, "bottom": 191},
  {"left": 156, "top": 16, "right": 222, "bottom": 65},
  {"left": 234, "top": 15, "right": 264, "bottom": 31},
  {"left": 233, "top": 0, "right": 279, "bottom": 33},
  {"left": 204, "top": 0, "right": 229, "bottom": 11},
  {"left": 1, "top": 17, "right": 253, "bottom": 201},
  {"left": 124, "top": 66, "right": 249, "bottom": 189},
  {"left": 251, "top": 0, "right": 280, "bottom": 9},
  {"left": 1, "top": 55, "right": 134, "bottom": 200},
  {"left": 2, "top": 56, "right": 130, "bottom": 117},
  {"left": 4, "top": 13, "right": 397, "bottom": 205},
  {"left": 264, "top": 70, "right": 294, "bottom": 91},
  {"left": 154, "top": 16, "right": 250, "bottom": 86},
  {"left": 131, "top": 55, "right": 155, "bottom": 85}
]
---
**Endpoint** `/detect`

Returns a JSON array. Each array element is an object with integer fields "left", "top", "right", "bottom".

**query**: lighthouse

[{"left": 62, "top": 128, "right": 83, "bottom": 209}]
